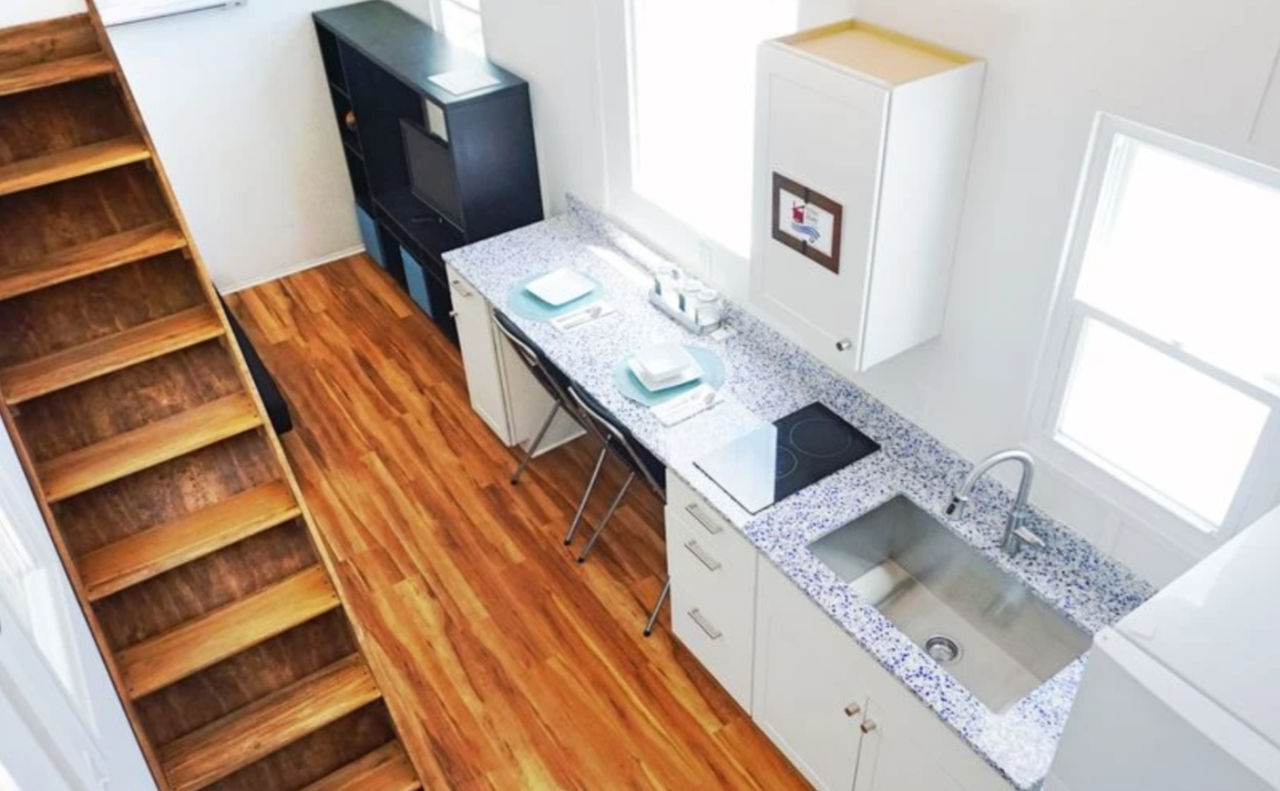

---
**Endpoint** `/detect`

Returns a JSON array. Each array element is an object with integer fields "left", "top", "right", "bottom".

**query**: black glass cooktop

[{"left": 694, "top": 403, "right": 881, "bottom": 514}]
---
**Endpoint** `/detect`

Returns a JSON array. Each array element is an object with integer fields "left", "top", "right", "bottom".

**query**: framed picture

[{"left": 771, "top": 173, "right": 843, "bottom": 273}]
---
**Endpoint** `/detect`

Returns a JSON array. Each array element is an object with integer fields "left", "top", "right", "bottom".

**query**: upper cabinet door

[
  {"left": 752, "top": 45, "right": 887, "bottom": 374},
  {"left": 750, "top": 22, "right": 984, "bottom": 376}
]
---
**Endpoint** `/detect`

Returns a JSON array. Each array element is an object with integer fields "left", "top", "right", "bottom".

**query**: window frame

[{"left": 1028, "top": 113, "right": 1280, "bottom": 552}]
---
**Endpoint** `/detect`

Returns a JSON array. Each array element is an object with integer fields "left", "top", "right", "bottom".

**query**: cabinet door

[
  {"left": 853, "top": 675, "right": 1011, "bottom": 791},
  {"left": 853, "top": 698, "right": 971, "bottom": 791},
  {"left": 448, "top": 271, "right": 513, "bottom": 444},
  {"left": 754, "top": 561, "right": 866, "bottom": 791},
  {"left": 751, "top": 46, "right": 887, "bottom": 375}
]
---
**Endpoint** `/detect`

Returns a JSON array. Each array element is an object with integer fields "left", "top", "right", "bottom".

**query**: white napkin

[
  {"left": 550, "top": 301, "right": 617, "bottom": 332},
  {"left": 652, "top": 384, "right": 723, "bottom": 427}
]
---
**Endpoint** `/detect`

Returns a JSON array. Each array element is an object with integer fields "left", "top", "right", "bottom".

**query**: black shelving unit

[{"left": 314, "top": 1, "right": 544, "bottom": 343}]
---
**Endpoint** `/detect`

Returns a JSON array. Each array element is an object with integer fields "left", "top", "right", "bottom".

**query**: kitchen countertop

[{"left": 443, "top": 196, "right": 1155, "bottom": 789}]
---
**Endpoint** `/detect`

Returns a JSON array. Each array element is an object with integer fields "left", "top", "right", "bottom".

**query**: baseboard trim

[{"left": 219, "top": 245, "right": 366, "bottom": 294}]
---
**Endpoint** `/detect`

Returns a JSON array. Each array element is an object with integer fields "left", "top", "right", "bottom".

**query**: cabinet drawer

[
  {"left": 666, "top": 478, "right": 757, "bottom": 577},
  {"left": 670, "top": 567, "right": 756, "bottom": 711},
  {"left": 667, "top": 514, "right": 755, "bottom": 604}
]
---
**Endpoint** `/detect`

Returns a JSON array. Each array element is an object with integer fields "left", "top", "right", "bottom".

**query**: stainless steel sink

[{"left": 808, "top": 496, "right": 1091, "bottom": 712}]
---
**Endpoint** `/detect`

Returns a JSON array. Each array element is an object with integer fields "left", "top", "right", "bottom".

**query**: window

[
  {"left": 600, "top": 1, "right": 803, "bottom": 260},
  {"left": 431, "top": 0, "right": 485, "bottom": 57},
  {"left": 1032, "top": 114, "right": 1280, "bottom": 543}
]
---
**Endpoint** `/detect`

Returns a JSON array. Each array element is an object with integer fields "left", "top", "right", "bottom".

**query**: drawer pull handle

[
  {"left": 860, "top": 719, "right": 878, "bottom": 734},
  {"left": 844, "top": 702, "right": 861, "bottom": 717},
  {"left": 685, "top": 503, "right": 723, "bottom": 535},
  {"left": 683, "top": 540, "right": 721, "bottom": 572},
  {"left": 450, "top": 278, "right": 473, "bottom": 297},
  {"left": 688, "top": 608, "right": 722, "bottom": 640}
]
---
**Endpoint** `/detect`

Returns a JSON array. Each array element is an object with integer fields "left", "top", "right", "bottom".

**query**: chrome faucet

[{"left": 945, "top": 449, "right": 1046, "bottom": 556}]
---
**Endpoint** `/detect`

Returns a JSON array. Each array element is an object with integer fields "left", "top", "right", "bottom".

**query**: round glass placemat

[
  {"left": 505, "top": 272, "right": 604, "bottom": 321},
  {"left": 613, "top": 345, "right": 726, "bottom": 406}
]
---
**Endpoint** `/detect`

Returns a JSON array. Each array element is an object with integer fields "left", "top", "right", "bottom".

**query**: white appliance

[{"left": 1046, "top": 506, "right": 1280, "bottom": 791}]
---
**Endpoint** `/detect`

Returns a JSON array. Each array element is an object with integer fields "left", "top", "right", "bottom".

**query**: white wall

[
  {"left": 480, "top": 0, "right": 609, "bottom": 216},
  {"left": 105, "top": 1, "right": 422, "bottom": 292},
  {"left": 484, "top": 0, "right": 1280, "bottom": 586}
]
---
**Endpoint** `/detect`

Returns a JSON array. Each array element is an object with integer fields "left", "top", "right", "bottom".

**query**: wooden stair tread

[
  {"left": 79, "top": 481, "right": 302, "bottom": 602},
  {"left": 159, "top": 655, "right": 381, "bottom": 791},
  {"left": 0, "top": 51, "right": 114, "bottom": 97},
  {"left": 0, "top": 222, "right": 188, "bottom": 301},
  {"left": 0, "top": 135, "right": 150, "bottom": 197},
  {"left": 38, "top": 393, "right": 263, "bottom": 503},
  {"left": 0, "top": 306, "right": 225, "bottom": 405},
  {"left": 117, "top": 566, "right": 341, "bottom": 699},
  {"left": 300, "top": 742, "right": 421, "bottom": 791}
]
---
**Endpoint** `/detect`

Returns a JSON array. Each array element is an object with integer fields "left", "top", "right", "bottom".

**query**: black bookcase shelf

[{"left": 314, "top": 0, "right": 544, "bottom": 343}]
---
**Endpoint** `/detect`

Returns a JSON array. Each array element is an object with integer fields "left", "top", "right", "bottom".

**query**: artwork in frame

[{"left": 771, "top": 173, "right": 843, "bottom": 274}]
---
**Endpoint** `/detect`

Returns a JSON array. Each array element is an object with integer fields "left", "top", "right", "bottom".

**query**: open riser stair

[{"left": 0, "top": 9, "right": 422, "bottom": 791}]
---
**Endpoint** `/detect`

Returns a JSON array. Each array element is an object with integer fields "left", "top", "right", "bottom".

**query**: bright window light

[
  {"left": 1058, "top": 319, "right": 1268, "bottom": 526},
  {"left": 439, "top": 0, "right": 484, "bottom": 57},
  {"left": 1078, "top": 135, "right": 1280, "bottom": 395},
  {"left": 630, "top": 1, "right": 798, "bottom": 256}
]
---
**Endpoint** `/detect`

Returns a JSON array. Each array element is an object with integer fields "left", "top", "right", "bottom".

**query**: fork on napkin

[
  {"left": 652, "top": 384, "right": 723, "bottom": 426},
  {"left": 551, "top": 301, "right": 617, "bottom": 331}
]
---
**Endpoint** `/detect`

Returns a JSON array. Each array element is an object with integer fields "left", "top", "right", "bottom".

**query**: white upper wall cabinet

[{"left": 750, "top": 21, "right": 984, "bottom": 374}]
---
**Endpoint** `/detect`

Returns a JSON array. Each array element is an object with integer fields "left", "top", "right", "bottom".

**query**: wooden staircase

[{"left": 0, "top": 11, "right": 422, "bottom": 791}]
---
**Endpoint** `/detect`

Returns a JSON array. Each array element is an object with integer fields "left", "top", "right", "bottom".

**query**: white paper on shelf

[{"left": 428, "top": 70, "right": 501, "bottom": 96}]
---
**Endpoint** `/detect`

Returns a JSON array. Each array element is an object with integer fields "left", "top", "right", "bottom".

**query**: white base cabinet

[
  {"left": 665, "top": 477, "right": 759, "bottom": 710},
  {"left": 753, "top": 556, "right": 867, "bottom": 791},
  {"left": 448, "top": 265, "right": 583, "bottom": 452},
  {"left": 753, "top": 560, "right": 1012, "bottom": 791},
  {"left": 449, "top": 266, "right": 514, "bottom": 444},
  {"left": 662, "top": 482, "right": 1012, "bottom": 791}
]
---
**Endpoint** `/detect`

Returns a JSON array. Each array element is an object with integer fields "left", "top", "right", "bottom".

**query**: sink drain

[{"left": 924, "top": 635, "right": 962, "bottom": 664}]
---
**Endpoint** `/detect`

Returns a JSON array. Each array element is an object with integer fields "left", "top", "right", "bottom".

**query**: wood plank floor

[{"left": 227, "top": 255, "right": 811, "bottom": 791}]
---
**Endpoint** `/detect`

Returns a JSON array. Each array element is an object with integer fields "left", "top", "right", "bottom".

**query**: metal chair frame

[
  {"left": 490, "top": 311, "right": 673, "bottom": 635},
  {"left": 492, "top": 311, "right": 597, "bottom": 485},
  {"left": 567, "top": 383, "right": 671, "bottom": 635}
]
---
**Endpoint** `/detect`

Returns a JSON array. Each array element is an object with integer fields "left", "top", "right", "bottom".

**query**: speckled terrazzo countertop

[{"left": 443, "top": 197, "right": 1155, "bottom": 789}]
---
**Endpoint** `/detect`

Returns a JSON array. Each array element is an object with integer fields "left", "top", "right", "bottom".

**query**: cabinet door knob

[
  {"left": 844, "top": 702, "right": 861, "bottom": 717},
  {"left": 835, "top": 338, "right": 853, "bottom": 352},
  {"left": 450, "top": 278, "right": 473, "bottom": 297},
  {"left": 448, "top": 310, "right": 458, "bottom": 318},
  {"left": 860, "top": 719, "right": 878, "bottom": 734}
]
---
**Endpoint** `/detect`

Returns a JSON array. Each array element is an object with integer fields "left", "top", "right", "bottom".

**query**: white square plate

[
  {"left": 628, "top": 344, "right": 703, "bottom": 391},
  {"left": 633, "top": 343, "right": 697, "bottom": 381},
  {"left": 525, "top": 268, "right": 595, "bottom": 307}
]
